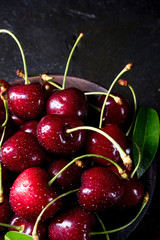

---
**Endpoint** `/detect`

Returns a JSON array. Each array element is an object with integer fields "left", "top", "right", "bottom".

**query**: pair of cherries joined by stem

[{"left": 0, "top": 29, "right": 147, "bottom": 240}]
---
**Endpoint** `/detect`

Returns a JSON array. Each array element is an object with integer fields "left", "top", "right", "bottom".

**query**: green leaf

[
  {"left": 4, "top": 231, "right": 33, "bottom": 240},
  {"left": 132, "top": 106, "right": 160, "bottom": 178}
]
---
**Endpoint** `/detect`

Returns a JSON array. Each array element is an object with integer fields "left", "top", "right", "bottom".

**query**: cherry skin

[
  {"left": 48, "top": 158, "right": 84, "bottom": 192},
  {"left": 37, "top": 114, "right": 86, "bottom": 156},
  {"left": 49, "top": 206, "right": 96, "bottom": 240},
  {"left": 9, "top": 167, "right": 63, "bottom": 221},
  {"left": 97, "top": 93, "right": 131, "bottom": 127},
  {"left": 9, "top": 215, "right": 48, "bottom": 240},
  {"left": 10, "top": 113, "right": 25, "bottom": 127},
  {"left": 46, "top": 87, "right": 88, "bottom": 120},
  {"left": 1, "top": 131, "right": 46, "bottom": 172},
  {"left": 8, "top": 82, "right": 46, "bottom": 120},
  {"left": 118, "top": 177, "right": 144, "bottom": 208},
  {"left": 78, "top": 166, "right": 124, "bottom": 212},
  {"left": 85, "top": 124, "right": 126, "bottom": 166},
  {"left": 20, "top": 120, "right": 38, "bottom": 136}
]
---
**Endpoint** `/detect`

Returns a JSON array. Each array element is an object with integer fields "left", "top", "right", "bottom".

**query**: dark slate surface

[{"left": 0, "top": 1, "right": 160, "bottom": 239}]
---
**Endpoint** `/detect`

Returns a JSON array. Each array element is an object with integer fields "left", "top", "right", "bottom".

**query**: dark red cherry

[
  {"left": 49, "top": 206, "right": 96, "bottom": 240},
  {"left": 97, "top": 93, "right": 131, "bottom": 127},
  {"left": 10, "top": 113, "right": 25, "bottom": 127},
  {"left": 1, "top": 131, "right": 46, "bottom": 172},
  {"left": 85, "top": 124, "right": 126, "bottom": 166},
  {"left": 9, "top": 215, "right": 48, "bottom": 240},
  {"left": 78, "top": 167, "right": 124, "bottom": 212},
  {"left": 119, "top": 177, "right": 144, "bottom": 208},
  {"left": 37, "top": 114, "right": 86, "bottom": 156},
  {"left": 48, "top": 158, "right": 84, "bottom": 191},
  {"left": 8, "top": 82, "right": 46, "bottom": 120},
  {"left": 20, "top": 120, "right": 38, "bottom": 136},
  {"left": 46, "top": 87, "right": 88, "bottom": 120},
  {"left": 9, "top": 167, "right": 63, "bottom": 220},
  {"left": 43, "top": 81, "right": 60, "bottom": 97}
]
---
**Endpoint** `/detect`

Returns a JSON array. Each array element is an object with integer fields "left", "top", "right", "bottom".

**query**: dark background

[{"left": 0, "top": 1, "right": 160, "bottom": 239}]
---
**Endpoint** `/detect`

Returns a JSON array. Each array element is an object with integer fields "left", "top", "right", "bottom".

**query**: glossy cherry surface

[
  {"left": 78, "top": 167, "right": 124, "bottom": 212},
  {"left": 37, "top": 114, "right": 86, "bottom": 155},
  {"left": 10, "top": 167, "right": 63, "bottom": 220},
  {"left": 49, "top": 206, "right": 96, "bottom": 240},
  {"left": 8, "top": 82, "right": 46, "bottom": 120}
]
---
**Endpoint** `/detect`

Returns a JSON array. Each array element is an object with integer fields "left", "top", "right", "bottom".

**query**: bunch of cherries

[{"left": 0, "top": 30, "right": 148, "bottom": 240}]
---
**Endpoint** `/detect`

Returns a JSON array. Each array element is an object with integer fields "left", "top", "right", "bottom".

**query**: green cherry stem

[
  {"left": 99, "top": 62, "right": 133, "bottom": 129},
  {"left": 0, "top": 29, "right": 29, "bottom": 84},
  {"left": 1, "top": 99, "right": 9, "bottom": 127},
  {"left": 48, "top": 153, "right": 128, "bottom": 187},
  {"left": 95, "top": 213, "right": 110, "bottom": 240},
  {"left": 130, "top": 139, "right": 142, "bottom": 178},
  {"left": 66, "top": 126, "right": 132, "bottom": 171},
  {"left": 0, "top": 222, "right": 24, "bottom": 231},
  {"left": 62, "top": 33, "right": 84, "bottom": 90},
  {"left": 90, "top": 192, "right": 149, "bottom": 236},
  {"left": 0, "top": 126, "right": 6, "bottom": 148},
  {"left": 40, "top": 74, "right": 62, "bottom": 90},
  {"left": 32, "top": 188, "right": 79, "bottom": 240},
  {"left": 118, "top": 79, "right": 137, "bottom": 136},
  {"left": 85, "top": 92, "right": 122, "bottom": 104},
  {"left": 0, "top": 163, "right": 3, "bottom": 203}
]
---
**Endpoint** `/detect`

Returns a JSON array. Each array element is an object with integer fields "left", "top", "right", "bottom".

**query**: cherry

[
  {"left": 20, "top": 120, "right": 38, "bottom": 136},
  {"left": 46, "top": 87, "right": 88, "bottom": 120},
  {"left": 9, "top": 167, "right": 63, "bottom": 221},
  {"left": 97, "top": 93, "right": 131, "bottom": 127},
  {"left": 48, "top": 158, "right": 84, "bottom": 191},
  {"left": 9, "top": 215, "right": 48, "bottom": 240},
  {"left": 1, "top": 131, "right": 46, "bottom": 172},
  {"left": 10, "top": 113, "right": 25, "bottom": 127},
  {"left": 8, "top": 82, "right": 47, "bottom": 120},
  {"left": 78, "top": 166, "right": 124, "bottom": 212},
  {"left": 49, "top": 206, "right": 96, "bottom": 240},
  {"left": 85, "top": 124, "right": 126, "bottom": 166},
  {"left": 118, "top": 177, "right": 144, "bottom": 208},
  {"left": 37, "top": 114, "right": 86, "bottom": 155}
]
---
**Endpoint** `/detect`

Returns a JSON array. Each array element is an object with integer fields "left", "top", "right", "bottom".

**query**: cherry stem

[
  {"left": 95, "top": 212, "right": 110, "bottom": 240},
  {"left": 0, "top": 126, "right": 6, "bottom": 148},
  {"left": 0, "top": 29, "right": 29, "bottom": 84},
  {"left": 126, "top": 84, "right": 137, "bottom": 136},
  {"left": 62, "top": 33, "right": 84, "bottom": 90},
  {"left": 66, "top": 126, "right": 132, "bottom": 171},
  {"left": 99, "top": 63, "right": 133, "bottom": 129},
  {"left": 90, "top": 192, "right": 149, "bottom": 236},
  {"left": 48, "top": 153, "right": 128, "bottom": 187},
  {"left": 130, "top": 139, "right": 141, "bottom": 178},
  {"left": 0, "top": 163, "right": 3, "bottom": 203},
  {"left": 40, "top": 74, "right": 62, "bottom": 90},
  {"left": 0, "top": 222, "right": 23, "bottom": 231},
  {"left": 32, "top": 188, "right": 79, "bottom": 240},
  {"left": 1, "top": 100, "right": 9, "bottom": 127},
  {"left": 85, "top": 92, "right": 122, "bottom": 103}
]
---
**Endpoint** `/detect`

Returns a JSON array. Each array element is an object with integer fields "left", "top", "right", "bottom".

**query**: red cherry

[
  {"left": 20, "top": 120, "right": 38, "bottom": 136},
  {"left": 85, "top": 124, "right": 126, "bottom": 166},
  {"left": 46, "top": 87, "right": 88, "bottom": 120},
  {"left": 1, "top": 131, "right": 46, "bottom": 172},
  {"left": 97, "top": 93, "right": 131, "bottom": 127},
  {"left": 9, "top": 167, "right": 63, "bottom": 220},
  {"left": 49, "top": 206, "right": 96, "bottom": 240},
  {"left": 119, "top": 177, "right": 144, "bottom": 208},
  {"left": 0, "top": 195, "right": 12, "bottom": 232},
  {"left": 48, "top": 158, "right": 84, "bottom": 191},
  {"left": 9, "top": 215, "right": 48, "bottom": 239},
  {"left": 37, "top": 114, "right": 86, "bottom": 155},
  {"left": 8, "top": 82, "right": 46, "bottom": 120},
  {"left": 78, "top": 167, "right": 124, "bottom": 212}
]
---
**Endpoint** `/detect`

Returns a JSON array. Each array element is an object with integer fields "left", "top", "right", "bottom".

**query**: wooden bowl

[{"left": 12, "top": 75, "right": 156, "bottom": 240}]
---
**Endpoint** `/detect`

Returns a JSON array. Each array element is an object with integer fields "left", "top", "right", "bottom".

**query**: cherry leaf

[
  {"left": 4, "top": 231, "right": 33, "bottom": 240},
  {"left": 132, "top": 106, "right": 160, "bottom": 178}
]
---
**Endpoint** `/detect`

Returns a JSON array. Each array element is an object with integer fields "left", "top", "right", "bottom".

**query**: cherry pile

[{"left": 0, "top": 30, "right": 151, "bottom": 240}]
